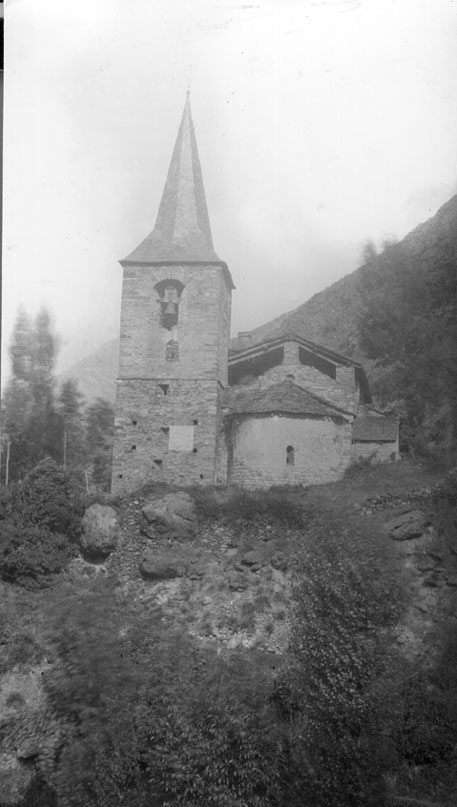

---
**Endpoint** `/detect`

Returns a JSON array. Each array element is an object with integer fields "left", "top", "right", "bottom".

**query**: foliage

[
  {"left": 274, "top": 516, "right": 403, "bottom": 806},
  {"left": 2, "top": 308, "right": 61, "bottom": 481},
  {"left": 85, "top": 397, "right": 114, "bottom": 491},
  {"left": 0, "top": 521, "right": 74, "bottom": 589},
  {"left": 192, "top": 487, "right": 312, "bottom": 530},
  {"left": 41, "top": 581, "right": 283, "bottom": 807},
  {"left": 58, "top": 380, "right": 87, "bottom": 480},
  {"left": 392, "top": 621, "right": 457, "bottom": 800},
  {"left": 431, "top": 468, "right": 457, "bottom": 554},
  {"left": 0, "top": 459, "right": 83, "bottom": 588},
  {"left": 0, "top": 458, "right": 84, "bottom": 538},
  {"left": 357, "top": 237, "right": 457, "bottom": 457}
]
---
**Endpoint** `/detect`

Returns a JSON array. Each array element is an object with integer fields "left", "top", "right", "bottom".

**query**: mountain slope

[
  {"left": 58, "top": 338, "right": 119, "bottom": 403},
  {"left": 231, "top": 194, "right": 457, "bottom": 361}
]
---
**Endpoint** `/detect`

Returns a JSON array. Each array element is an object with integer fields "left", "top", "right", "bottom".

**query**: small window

[
  {"left": 131, "top": 445, "right": 136, "bottom": 451},
  {"left": 161, "top": 427, "right": 170, "bottom": 435},
  {"left": 193, "top": 448, "right": 198, "bottom": 454},
  {"left": 193, "top": 419, "right": 199, "bottom": 425},
  {"left": 158, "top": 384, "right": 169, "bottom": 396},
  {"left": 166, "top": 340, "right": 179, "bottom": 362},
  {"left": 132, "top": 420, "right": 138, "bottom": 426},
  {"left": 286, "top": 445, "right": 295, "bottom": 466},
  {"left": 153, "top": 459, "right": 163, "bottom": 467}
]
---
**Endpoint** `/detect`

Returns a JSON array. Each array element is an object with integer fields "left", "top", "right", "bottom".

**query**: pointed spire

[{"left": 123, "top": 95, "right": 221, "bottom": 263}]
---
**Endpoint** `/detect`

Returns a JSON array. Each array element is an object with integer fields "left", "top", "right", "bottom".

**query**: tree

[
  {"left": 85, "top": 398, "right": 114, "bottom": 490},
  {"left": 2, "top": 307, "right": 60, "bottom": 480},
  {"left": 58, "top": 379, "right": 86, "bottom": 476},
  {"left": 357, "top": 238, "right": 457, "bottom": 457}
]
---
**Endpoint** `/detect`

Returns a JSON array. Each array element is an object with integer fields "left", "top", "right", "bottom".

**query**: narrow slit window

[
  {"left": 286, "top": 445, "right": 295, "bottom": 466},
  {"left": 166, "top": 340, "right": 179, "bottom": 362}
]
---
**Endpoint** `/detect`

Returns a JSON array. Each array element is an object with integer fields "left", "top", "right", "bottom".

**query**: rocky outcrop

[
  {"left": 141, "top": 492, "right": 197, "bottom": 540},
  {"left": 80, "top": 504, "right": 120, "bottom": 559},
  {"left": 385, "top": 509, "right": 431, "bottom": 541}
]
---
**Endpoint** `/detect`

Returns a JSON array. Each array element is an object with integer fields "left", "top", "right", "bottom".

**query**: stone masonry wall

[
  {"left": 251, "top": 363, "right": 358, "bottom": 412},
  {"left": 118, "top": 264, "right": 230, "bottom": 383},
  {"left": 229, "top": 415, "right": 353, "bottom": 489},
  {"left": 112, "top": 379, "right": 221, "bottom": 492},
  {"left": 351, "top": 438, "right": 400, "bottom": 465},
  {"left": 112, "top": 262, "right": 231, "bottom": 493}
]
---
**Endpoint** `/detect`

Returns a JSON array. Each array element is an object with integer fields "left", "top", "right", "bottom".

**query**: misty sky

[{"left": 2, "top": 0, "right": 457, "bottom": 380}]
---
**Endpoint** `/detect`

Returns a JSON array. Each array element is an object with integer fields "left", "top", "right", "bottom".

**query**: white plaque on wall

[{"left": 168, "top": 425, "right": 194, "bottom": 451}]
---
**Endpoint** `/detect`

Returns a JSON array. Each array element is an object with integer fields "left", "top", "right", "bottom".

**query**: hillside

[
  {"left": 231, "top": 193, "right": 457, "bottom": 360},
  {"left": 58, "top": 338, "right": 119, "bottom": 404},
  {"left": 1, "top": 460, "right": 457, "bottom": 804}
]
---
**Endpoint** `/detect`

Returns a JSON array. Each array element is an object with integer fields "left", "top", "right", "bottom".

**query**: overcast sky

[{"left": 2, "top": 0, "right": 457, "bottom": 379}]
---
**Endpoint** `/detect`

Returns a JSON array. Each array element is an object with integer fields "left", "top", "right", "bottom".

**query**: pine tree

[
  {"left": 58, "top": 379, "right": 86, "bottom": 477},
  {"left": 85, "top": 398, "right": 114, "bottom": 490},
  {"left": 2, "top": 307, "right": 60, "bottom": 480}
]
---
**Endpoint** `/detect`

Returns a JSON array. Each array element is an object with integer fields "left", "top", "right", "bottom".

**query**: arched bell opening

[{"left": 154, "top": 280, "right": 185, "bottom": 331}]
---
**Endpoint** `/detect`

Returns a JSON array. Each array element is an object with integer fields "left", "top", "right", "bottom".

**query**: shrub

[
  {"left": 274, "top": 516, "right": 403, "bottom": 806},
  {"left": 41, "top": 581, "right": 284, "bottom": 807},
  {"left": 192, "top": 486, "right": 312, "bottom": 530},
  {"left": 0, "top": 521, "right": 74, "bottom": 589},
  {"left": 0, "top": 458, "right": 84, "bottom": 538},
  {"left": 392, "top": 621, "right": 457, "bottom": 799}
]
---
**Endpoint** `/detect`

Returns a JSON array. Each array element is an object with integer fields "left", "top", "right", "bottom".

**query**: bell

[{"left": 163, "top": 301, "right": 178, "bottom": 330}]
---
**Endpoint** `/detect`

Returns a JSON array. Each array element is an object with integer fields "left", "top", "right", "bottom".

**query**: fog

[{"left": 2, "top": 0, "right": 456, "bottom": 380}]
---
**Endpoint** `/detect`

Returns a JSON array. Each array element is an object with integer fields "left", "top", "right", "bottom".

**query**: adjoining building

[{"left": 111, "top": 96, "right": 399, "bottom": 493}]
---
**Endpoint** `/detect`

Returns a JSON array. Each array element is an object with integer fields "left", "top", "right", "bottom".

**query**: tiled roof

[
  {"left": 122, "top": 95, "right": 223, "bottom": 266},
  {"left": 352, "top": 415, "right": 398, "bottom": 442},
  {"left": 228, "top": 380, "right": 349, "bottom": 418}
]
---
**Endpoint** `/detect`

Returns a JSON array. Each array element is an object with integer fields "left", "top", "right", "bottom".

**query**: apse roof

[{"left": 228, "top": 380, "right": 352, "bottom": 419}]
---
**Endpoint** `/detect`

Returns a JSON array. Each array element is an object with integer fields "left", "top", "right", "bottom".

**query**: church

[{"left": 111, "top": 96, "right": 399, "bottom": 494}]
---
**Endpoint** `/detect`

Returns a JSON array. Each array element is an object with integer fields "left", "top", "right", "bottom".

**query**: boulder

[
  {"left": 0, "top": 753, "right": 34, "bottom": 806},
  {"left": 141, "top": 492, "right": 197, "bottom": 539},
  {"left": 139, "top": 552, "right": 186, "bottom": 581},
  {"left": 80, "top": 504, "right": 120, "bottom": 559},
  {"left": 385, "top": 509, "right": 430, "bottom": 541}
]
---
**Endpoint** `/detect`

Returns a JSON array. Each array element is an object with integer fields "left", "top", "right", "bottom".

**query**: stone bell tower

[{"left": 111, "top": 94, "right": 234, "bottom": 493}]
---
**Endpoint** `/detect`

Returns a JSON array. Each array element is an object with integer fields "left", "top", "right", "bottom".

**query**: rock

[
  {"left": 227, "top": 571, "right": 248, "bottom": 591},
  {"left": 139, "top": 552, "right": 186, "bottom": 581},
  {"left": 80, "top": 504, "right": 120, "bottom": 559},
  {"left": 240, "top": 550, "right": 264, "bottom": 568},
  {"left": 270, "top": 551, "right": 288, "bottom": 572},
  {"left": 422, "top": 571, "right": 443, "bottom": 588},
  {"left": 385, "top": 509, "right": 430, "bottom": 541},
  {"left": 0, "top": 753, "right": 34, "bottom": 806},
  {"left": 141, "top": 492, "right": 197, "bottom": 539},
  {"left": 416, "top": 558, "right": 438, "bottom": 573},
  {"left": 16, "top": 740, "right": 40, "bottom": 761}
]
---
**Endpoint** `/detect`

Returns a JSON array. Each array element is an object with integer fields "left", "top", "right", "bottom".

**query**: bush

[
  {"left": 41, "top": 581, "right": 284, "bottom": 807},
  {"left": 0, "top": 521, "right": 74, "bottom": 589},
  {"left": 0, "top": 458, "right": 84, "bottom": 538},
  {"left": 274, "top": 516, "right": 403, "bottom": 806},
  {"left": 192, "top": 487, "right": 312, "bottom": 530}
]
